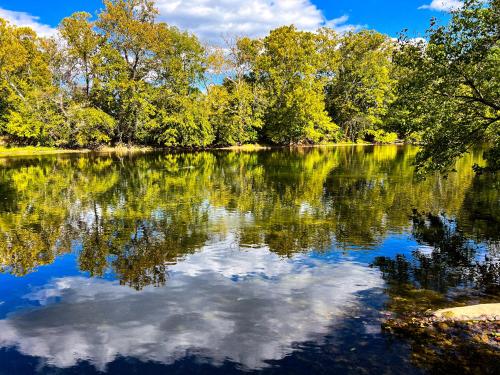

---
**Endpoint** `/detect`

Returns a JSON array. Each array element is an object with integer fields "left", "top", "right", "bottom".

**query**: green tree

[
  {"left": 324, "top": 30, "right": 396, "bottom": 142},
  {"left": 208, "top": 81, "right": 264, "bottom": 146},
  {"left": 94, "top": 0, "right": 159, "bottom": 144},
  {"left": 207, "top": 37, "right": 264, "bottom": 146},
  {"left": 155, "top": 94, "right": 214, "bottom": 147},
  {"left": 394, "top": 0, "right": 500, "bottom": 174},
  {"left": 0, "top": 20, "right": 66, "bottom": 146},
  {"left": 255, "top": 26, "right": 339, "bottom": 145},
  {"left": 68, "top": 105, "right": 117, "bottom": 148},
  {"left": 59, "top": 12, "right": 100, "bottom": 100},
  {"left": 94, "top": 0, "right": 208, "bottom": 146}
]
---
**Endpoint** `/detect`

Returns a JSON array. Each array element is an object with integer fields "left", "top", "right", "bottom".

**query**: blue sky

[{"left": 0, "top": 0, "right": 458, "bottom": 41}]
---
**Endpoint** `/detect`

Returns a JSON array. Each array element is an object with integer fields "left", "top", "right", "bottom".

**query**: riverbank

[
  {"left": 0, "top": 142, "right": 394, "bottom": 157},
  {"left": 0, "top": 145, "right": 156, "bottom": 158},
  {"left": 219, "top": 142, "right": 383, "bottom": 151},
  {"left": 382, "top": 307, "right": 500, "bottom": 372},
  {"left": 0, "top": 146, "right": 87, "bottom": 157},
  {"left": 381, "top": 300, "right": 500, "bottom": 372}
]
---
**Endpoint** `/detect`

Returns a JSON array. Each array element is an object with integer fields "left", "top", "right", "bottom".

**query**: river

[{"left": 0, "top": 145, "right": 498, "bottom": 374}]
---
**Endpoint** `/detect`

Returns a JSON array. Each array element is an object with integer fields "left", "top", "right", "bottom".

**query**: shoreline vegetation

[
  {"left": 0, "top": 144, "right": 153, "bottom": 157},
  {"left": 0, "top": 0, "right": 497, "bottom": 173},
  {"left": 0, "top": 141, "right": 394, "bottom": 157}
]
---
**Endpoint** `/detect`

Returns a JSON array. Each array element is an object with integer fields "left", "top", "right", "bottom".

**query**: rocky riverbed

[{"left": 382, "top": 304, "right": 500, "bottom": 374}]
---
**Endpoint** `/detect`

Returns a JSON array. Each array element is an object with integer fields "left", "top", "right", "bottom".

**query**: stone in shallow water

[{"left": 434, "top": 304, "right": 500, "bottom": 320}]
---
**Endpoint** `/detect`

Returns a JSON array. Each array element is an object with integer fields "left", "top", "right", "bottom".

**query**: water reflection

[
  {"left": 372, "top": 212, "right": 500, "bottom": 374},
  {"left": 0, "top": 146, "right": 487, "bottom": 284},
  {"left": 0, "top": 146, "right": 498, "bottom": 374},
  {"left": 374, "top": 211, "right": 500, "bottom": 309},
  {"left": 0, "top": 242, "right": 382, "bottom": 370}
]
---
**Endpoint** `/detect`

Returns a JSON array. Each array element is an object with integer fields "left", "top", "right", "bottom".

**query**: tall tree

[
  {"left": 256, "top": 26, "right": 339, "bottom": 145},
  {"left": 0, "top": 20, "right": 65, "bottom": 146},
  {"left": 94, "top": 0, "right": 158, "bottom": 144},
  {"left": 207, "top": 37, "right": 264, "bottom": 146},
  {"left": 324, "top": 30, "right": 395, "bottom": 142},
  {"left": 94, "top": 0, "right": 209, "bottom": 146},
  {"left": 59, "top": 12, "right": 100, "bottom": 100},
  {"left": 395, "top": 0, "right": 500, "bottom": 174}
]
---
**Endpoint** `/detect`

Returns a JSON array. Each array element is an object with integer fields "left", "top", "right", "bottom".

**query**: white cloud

[
  {"left": 419, "top": 0, "right": 463, "bottom": 12},
  {"left": 0, "top": 1, "right": 361, "bottom": 43},
  {"left": 0, "top": 7, "right": 57, "bottom": 37},
  {"left": 0, "top": 242, "right": 383, "bottom": 371},
  {"left": 325, "top": 15, "right": 361, "bottom": 33},
  {"left": 154, "top": 0, "right": 362, "bottom": 42}
]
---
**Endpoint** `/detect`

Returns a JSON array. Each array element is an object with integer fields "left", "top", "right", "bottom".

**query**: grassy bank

[
  {"left": 0, "top": 146, "right": 87, "bottom": 157},
  {"left": 0, "top": 145, "right": 156, "bottom": 158},
  {"left": 216, "top": 142, "right": 379, "bottom": 151},
  {"left": 0, "top": 142, "right": 394, "bottom": 158}
]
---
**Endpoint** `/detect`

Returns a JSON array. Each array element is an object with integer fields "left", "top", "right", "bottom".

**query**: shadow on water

[
  {"left": 0, "top": 146, "right": 498, "bottom": 374},
  {"left": 0, "top": 290, "right": 424, "bottom": 375},
  {"left": 375, "top": 211, "right": 500, "bottom": 299},
  {"left": 373, "top": 211, "right": 500, "bottom": 374}
]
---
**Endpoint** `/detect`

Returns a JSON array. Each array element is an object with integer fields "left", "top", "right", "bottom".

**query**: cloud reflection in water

[{"left": 0, "top": 242, "right": 383, "bottom": 371}]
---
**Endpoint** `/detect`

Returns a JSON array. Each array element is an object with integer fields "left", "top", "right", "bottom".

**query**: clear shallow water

[{"left": 0, "top": 146, "right": 498, "bottom": 374}]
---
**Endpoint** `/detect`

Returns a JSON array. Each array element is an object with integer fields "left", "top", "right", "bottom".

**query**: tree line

[{"left": 0, "top": 0, "right": 498, "bottom": 173}]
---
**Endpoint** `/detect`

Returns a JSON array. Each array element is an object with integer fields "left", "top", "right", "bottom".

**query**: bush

[
  {"left": 69, "top": 106, "right": 116, "bottom": 148},
  {"left": 363, "top": 129, "right": 398, "bottom": 144}
]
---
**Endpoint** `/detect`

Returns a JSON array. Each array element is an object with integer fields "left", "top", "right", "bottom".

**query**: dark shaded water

[{"left": 0, "top": 146, "right": 498, "bottom": 374}]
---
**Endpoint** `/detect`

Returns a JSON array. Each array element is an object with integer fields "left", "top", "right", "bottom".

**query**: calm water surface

[{"left": 0, "top": 146, "right": 498, "bottom": 374}]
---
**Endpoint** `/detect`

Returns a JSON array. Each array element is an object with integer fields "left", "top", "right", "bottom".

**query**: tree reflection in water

[
  {"left": 0, "top": 146, "right": 498, "bottom": 374},
  {"left": 373, "top": 211, "right": 500, "bottom": 374},
  {"left": 0, "top": 146, "right": 490, "bottom": 287}
]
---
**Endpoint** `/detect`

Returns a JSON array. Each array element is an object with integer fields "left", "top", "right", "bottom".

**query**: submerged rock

[
  {"left": 382, "top": 308, "right": 500, "bottom": 374},
  {"left": 434, "top": 304, "right": 500, "bottom": 321}
]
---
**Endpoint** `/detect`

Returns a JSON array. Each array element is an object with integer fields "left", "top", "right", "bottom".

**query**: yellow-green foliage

[
  {"left": 0, "top": 1, "right": 388, "bottom": 149},
  {"left": 363, "top": 129, "right": 399, "bottom": 144},
  {"left": 0, "top": 145, "right": 489, "bottom": 283},
  {"left": 392, "top": 0, "right": 499, "bottom": 174},
  {"left": 0, "top": 0, "right": 497, "bottom": 174}
]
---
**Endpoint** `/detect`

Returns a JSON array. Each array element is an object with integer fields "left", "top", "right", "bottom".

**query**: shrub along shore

[{"left": 0, "top": 141, "right": 397, "bottom": 158}]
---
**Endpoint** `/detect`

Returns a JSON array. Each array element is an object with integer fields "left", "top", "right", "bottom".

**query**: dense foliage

[
  {"left": 0, "top": 0, "right": 398, "bottom": 149},
  {"left": 0, "top": 0, "right": 498, "bottom": 173},
  {"left": 392, "top": 0, "right": 499, "bottom": 174}
]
